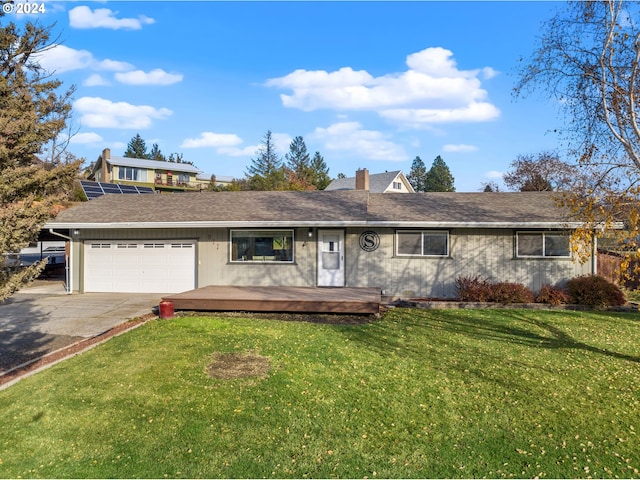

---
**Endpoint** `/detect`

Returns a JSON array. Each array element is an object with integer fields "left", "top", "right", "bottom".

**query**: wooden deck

[{"left": 162, "top": 286, "right": 381, "bottom": 314}]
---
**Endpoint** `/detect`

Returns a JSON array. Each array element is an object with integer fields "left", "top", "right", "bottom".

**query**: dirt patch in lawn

[{"left": 206, "top": 352, "right": 271, "bottom": 380}]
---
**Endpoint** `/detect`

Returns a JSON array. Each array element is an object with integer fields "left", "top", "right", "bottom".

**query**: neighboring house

[
  {"left": 45, "top": 191, "right": 600, "bottom": 298},
  {"left": 196, "top": 173, "right": 236, "bottom": 189},
  {"left": 89, "top": 148, "right": 202, "bottom": 192},
  {"left": 326, "top": 169, "right": 415, "bottom": 193}
]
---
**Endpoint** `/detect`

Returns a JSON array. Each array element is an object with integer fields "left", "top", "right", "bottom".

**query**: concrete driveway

[{"left": 0, "top": 280, "right": 163, "bottom": 375}]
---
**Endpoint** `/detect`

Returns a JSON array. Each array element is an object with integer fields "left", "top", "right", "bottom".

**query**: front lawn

[{"left": 1, "top": 309, "right": 639, "bottom": 478}]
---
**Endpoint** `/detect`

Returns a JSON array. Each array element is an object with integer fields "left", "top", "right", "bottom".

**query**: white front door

[{"left": 317, "top": 230, "right": 345, "bottom": 287}]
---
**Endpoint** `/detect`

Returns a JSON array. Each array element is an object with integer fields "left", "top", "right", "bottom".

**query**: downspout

[
  {"left": 48, "top": 229, "right": 73, "bottom": 294},
  {"left": 592, "top": 229, "right": 598, "bottom": 275}
]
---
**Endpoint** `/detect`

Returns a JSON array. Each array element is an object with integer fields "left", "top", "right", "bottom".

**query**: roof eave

[{"left": 45, "top": 220, "right": 606, "bottom": 230}]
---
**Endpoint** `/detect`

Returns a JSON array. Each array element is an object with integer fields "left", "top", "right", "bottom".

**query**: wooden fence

[{"left": 597, "top": 249, "right": 640, "bottom": 290}]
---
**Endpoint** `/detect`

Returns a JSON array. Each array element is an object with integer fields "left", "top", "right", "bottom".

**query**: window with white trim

[
  {"left": 516, "top": 232, "right": 570, "bottom": 258},
  {"left": 118, "top": 167, "right": 146, "bottom": 182},
  {"left": 231, "top": 230, "right": 294, "bottom": 262},
  {"left": 396, "top": 231, "right": 449, "bottom": 257}
]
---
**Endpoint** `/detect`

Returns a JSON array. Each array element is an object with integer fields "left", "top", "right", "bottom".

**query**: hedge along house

[{"left": 44, "top": 190, "right": 596, "bottom": 298}]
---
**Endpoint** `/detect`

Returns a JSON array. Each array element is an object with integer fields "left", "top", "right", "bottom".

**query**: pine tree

[
  {"left": 424, "top": 156, "right": 455, "bottom": 192},
  {"left": 246, "top": 131, "right": 286, "bottom": 190},
  {"left": 407, "top": 156, "right": 428, "bottom": 192},
  {"left": 149, "top": 143, "right": 166, "bottom": 161},
  {"left": 0, "top": 20, "right": 81, "bottom": 300},
  {"left": 124, "top": 134, "right": 150, "bottom": 159},
  {"left": 309, "top": 152, "right": 331, "bottom": 190},
  {"left": 285, "top": 136, "right": 311, "bottom": 184}
]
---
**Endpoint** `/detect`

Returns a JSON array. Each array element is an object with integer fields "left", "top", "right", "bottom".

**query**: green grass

[
  {"left": 624, "top": 288, "right": 640, "bottom": 303},
  {"left": 1, "top": 308, "right": 640, "bottom": 478}
]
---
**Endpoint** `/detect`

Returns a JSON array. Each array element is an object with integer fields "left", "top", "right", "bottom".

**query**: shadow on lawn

[{"left": 342, "top": 309, "right": 640, "bottom": 365}]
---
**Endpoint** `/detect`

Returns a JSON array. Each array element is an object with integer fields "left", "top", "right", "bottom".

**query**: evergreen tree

[
  {"left": 246, "top": 131, "right": 286, "bottom": 190},
  {"left": 0, "top": 19, "right": 81, "bottom": 300},
  {"left": 285, "top": 136, "right": 311, "bottom": 184},
  {"left": 149, "top": 143, "right": 166, "bottom": 161},
  {"left": 481, "top": 181, "right": 500, "bottom": 192},
  {"left": 407, "top": 156, "right": 428, "bottom": 192},
  {"left": 424, "top": 156, "right": 455, "bottom": 192},
  {"left": 309, "top": 152, "right": 331, "bottom": 190},
  {"left": 124, "top": 134, "right": 150, "bottom": 159}
]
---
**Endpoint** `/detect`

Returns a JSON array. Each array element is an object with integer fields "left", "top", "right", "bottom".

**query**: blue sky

[{"left": 11, "top": 1, "right": 566, "bottom": 191}]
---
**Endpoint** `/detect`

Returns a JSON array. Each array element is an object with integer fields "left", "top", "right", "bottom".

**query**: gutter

[
  {"left": 48, "top": 229, "right": 72, "bottom": 294},
  {"left": 44, "top": 220, "right": 597, "bottom": 230}
]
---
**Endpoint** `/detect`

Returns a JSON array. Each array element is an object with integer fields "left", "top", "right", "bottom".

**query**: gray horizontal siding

[
  {"left": 71, "top": 227, "right": 592, "bottom": 297},
  {"left": 345, "top": 228, "right": 592, "bottom": 298}
]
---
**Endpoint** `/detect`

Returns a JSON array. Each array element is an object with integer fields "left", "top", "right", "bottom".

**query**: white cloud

[
  {"left": 313, "top": 122, "right": 408, "bottom": 162},
  {"left": 485, "top": 170, "right": 503, "bottom": 179},
  {"left": 115, "top": 69, "right": 183, "bottom": 86},
  {"left": 219, "top": 145, "right": 259, "bottom": 157},
  {"left": 181, "top": 132, "right": 243, "bottom": 149},
  {"left": 482, "top": 67, "right": 499, "bottom": 79},
  {"left": 34, "top": 45, "right": 181, "bottom": 87},
  {"left": 266, "top": 47, "right": 500, "bottom": 127},
  {"left": 442, "top": 144, "right": 479, "bottom": 153},
  {"left": 69, "top": 6, "right": 155, "bottom": 30},
  {"left": 73, "top": 97, "right": 172, "bottom": 129},
  {"left": 271, "top": 133, "right": 293, "bottom": 153},
  {"left": 70, "top": 132, "right": 104, "bottom": 144},
  {"left": 34, "top": 44, "right": 134, "bottom": 76},
  {"left": 96, "top": 59, "right": 135, "bottom": 72},
  {"left": 33, "top": 44, "right": 93, "bottom": 73},
  {"left": 381, "top": 102, "right": 500, "bottom": 126},
  {"left": 182, "top": 132, "right": 291, "bottom": 157},
  {"left": 83, "top": 74, "right": 110, "bottom": 87}
]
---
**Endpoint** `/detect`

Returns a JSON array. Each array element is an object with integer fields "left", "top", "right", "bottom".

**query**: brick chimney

[
  {"left": 355, "top": 168, "right": 370, "bottom": 191},
  {"left": 101, "top": 148, "right": 111, "bottom": 182}
]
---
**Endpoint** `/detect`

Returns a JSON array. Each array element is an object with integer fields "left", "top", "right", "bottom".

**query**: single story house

[
  {"left": 325, "top": 169, "right": 415, "bottom": 193},
  {"left": 90, "top": 148, "right": 202, "bottom": 192},
  {"left": 44, "top": 190, "right": 597, "bottom": 298}
]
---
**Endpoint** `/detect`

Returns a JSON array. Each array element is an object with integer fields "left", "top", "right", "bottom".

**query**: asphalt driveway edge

[{"left": 0, "top": 313, "right": 157, "bottom": 391}]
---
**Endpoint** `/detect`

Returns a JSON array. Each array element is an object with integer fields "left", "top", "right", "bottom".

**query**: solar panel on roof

[
  {"left": 79, "top": 180, "right": 156, "bottom": 201},
  {"left": 101, "top": 184, "right": 121, "bottom": 193}
]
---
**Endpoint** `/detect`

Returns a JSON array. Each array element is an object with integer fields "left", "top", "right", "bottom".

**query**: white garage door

[{"left": 84, "top": 241, "right": 196, "bottom": 293}]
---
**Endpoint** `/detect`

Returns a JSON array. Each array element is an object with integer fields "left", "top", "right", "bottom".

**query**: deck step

[{"left": 163, "top": 286, "right": 381, "bottom": 314}]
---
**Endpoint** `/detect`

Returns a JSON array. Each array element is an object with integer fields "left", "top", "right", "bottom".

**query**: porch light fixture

[
  {"left": 73, "top": 229, "right": 80, "bottom": 237},
  {"left": 308, "top": 228, "right": 313, "bottom": 238}
]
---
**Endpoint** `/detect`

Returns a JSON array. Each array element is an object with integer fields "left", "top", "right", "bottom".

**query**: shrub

[
  {"left": 490, "top": 282, "right": 535, "bottom": 304},
  {"left": 535, "top": 284, "right": 570, "bottom": 305},
  {"left": 566, "top": 275, "right": 626, "bottom": 307},
  {"left": 455, "top": 275, "right": 493, "bottom": 302}
]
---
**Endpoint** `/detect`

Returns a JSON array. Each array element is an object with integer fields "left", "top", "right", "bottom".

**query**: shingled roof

[{"left": 46, "top": 190, "right": 578, "bottom": 229}]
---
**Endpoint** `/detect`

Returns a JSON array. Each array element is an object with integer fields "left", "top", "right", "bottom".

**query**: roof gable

[{"left": 326, "top": 171, "right": 414, "bottom": 193}]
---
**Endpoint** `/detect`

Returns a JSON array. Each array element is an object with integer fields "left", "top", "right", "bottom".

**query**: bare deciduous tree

[
  {"left": 503, "top": 152, "right": 578, "bottom": 192},
  {"left": 516, "top": 1, "right": 640, "bottom": 274}
]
